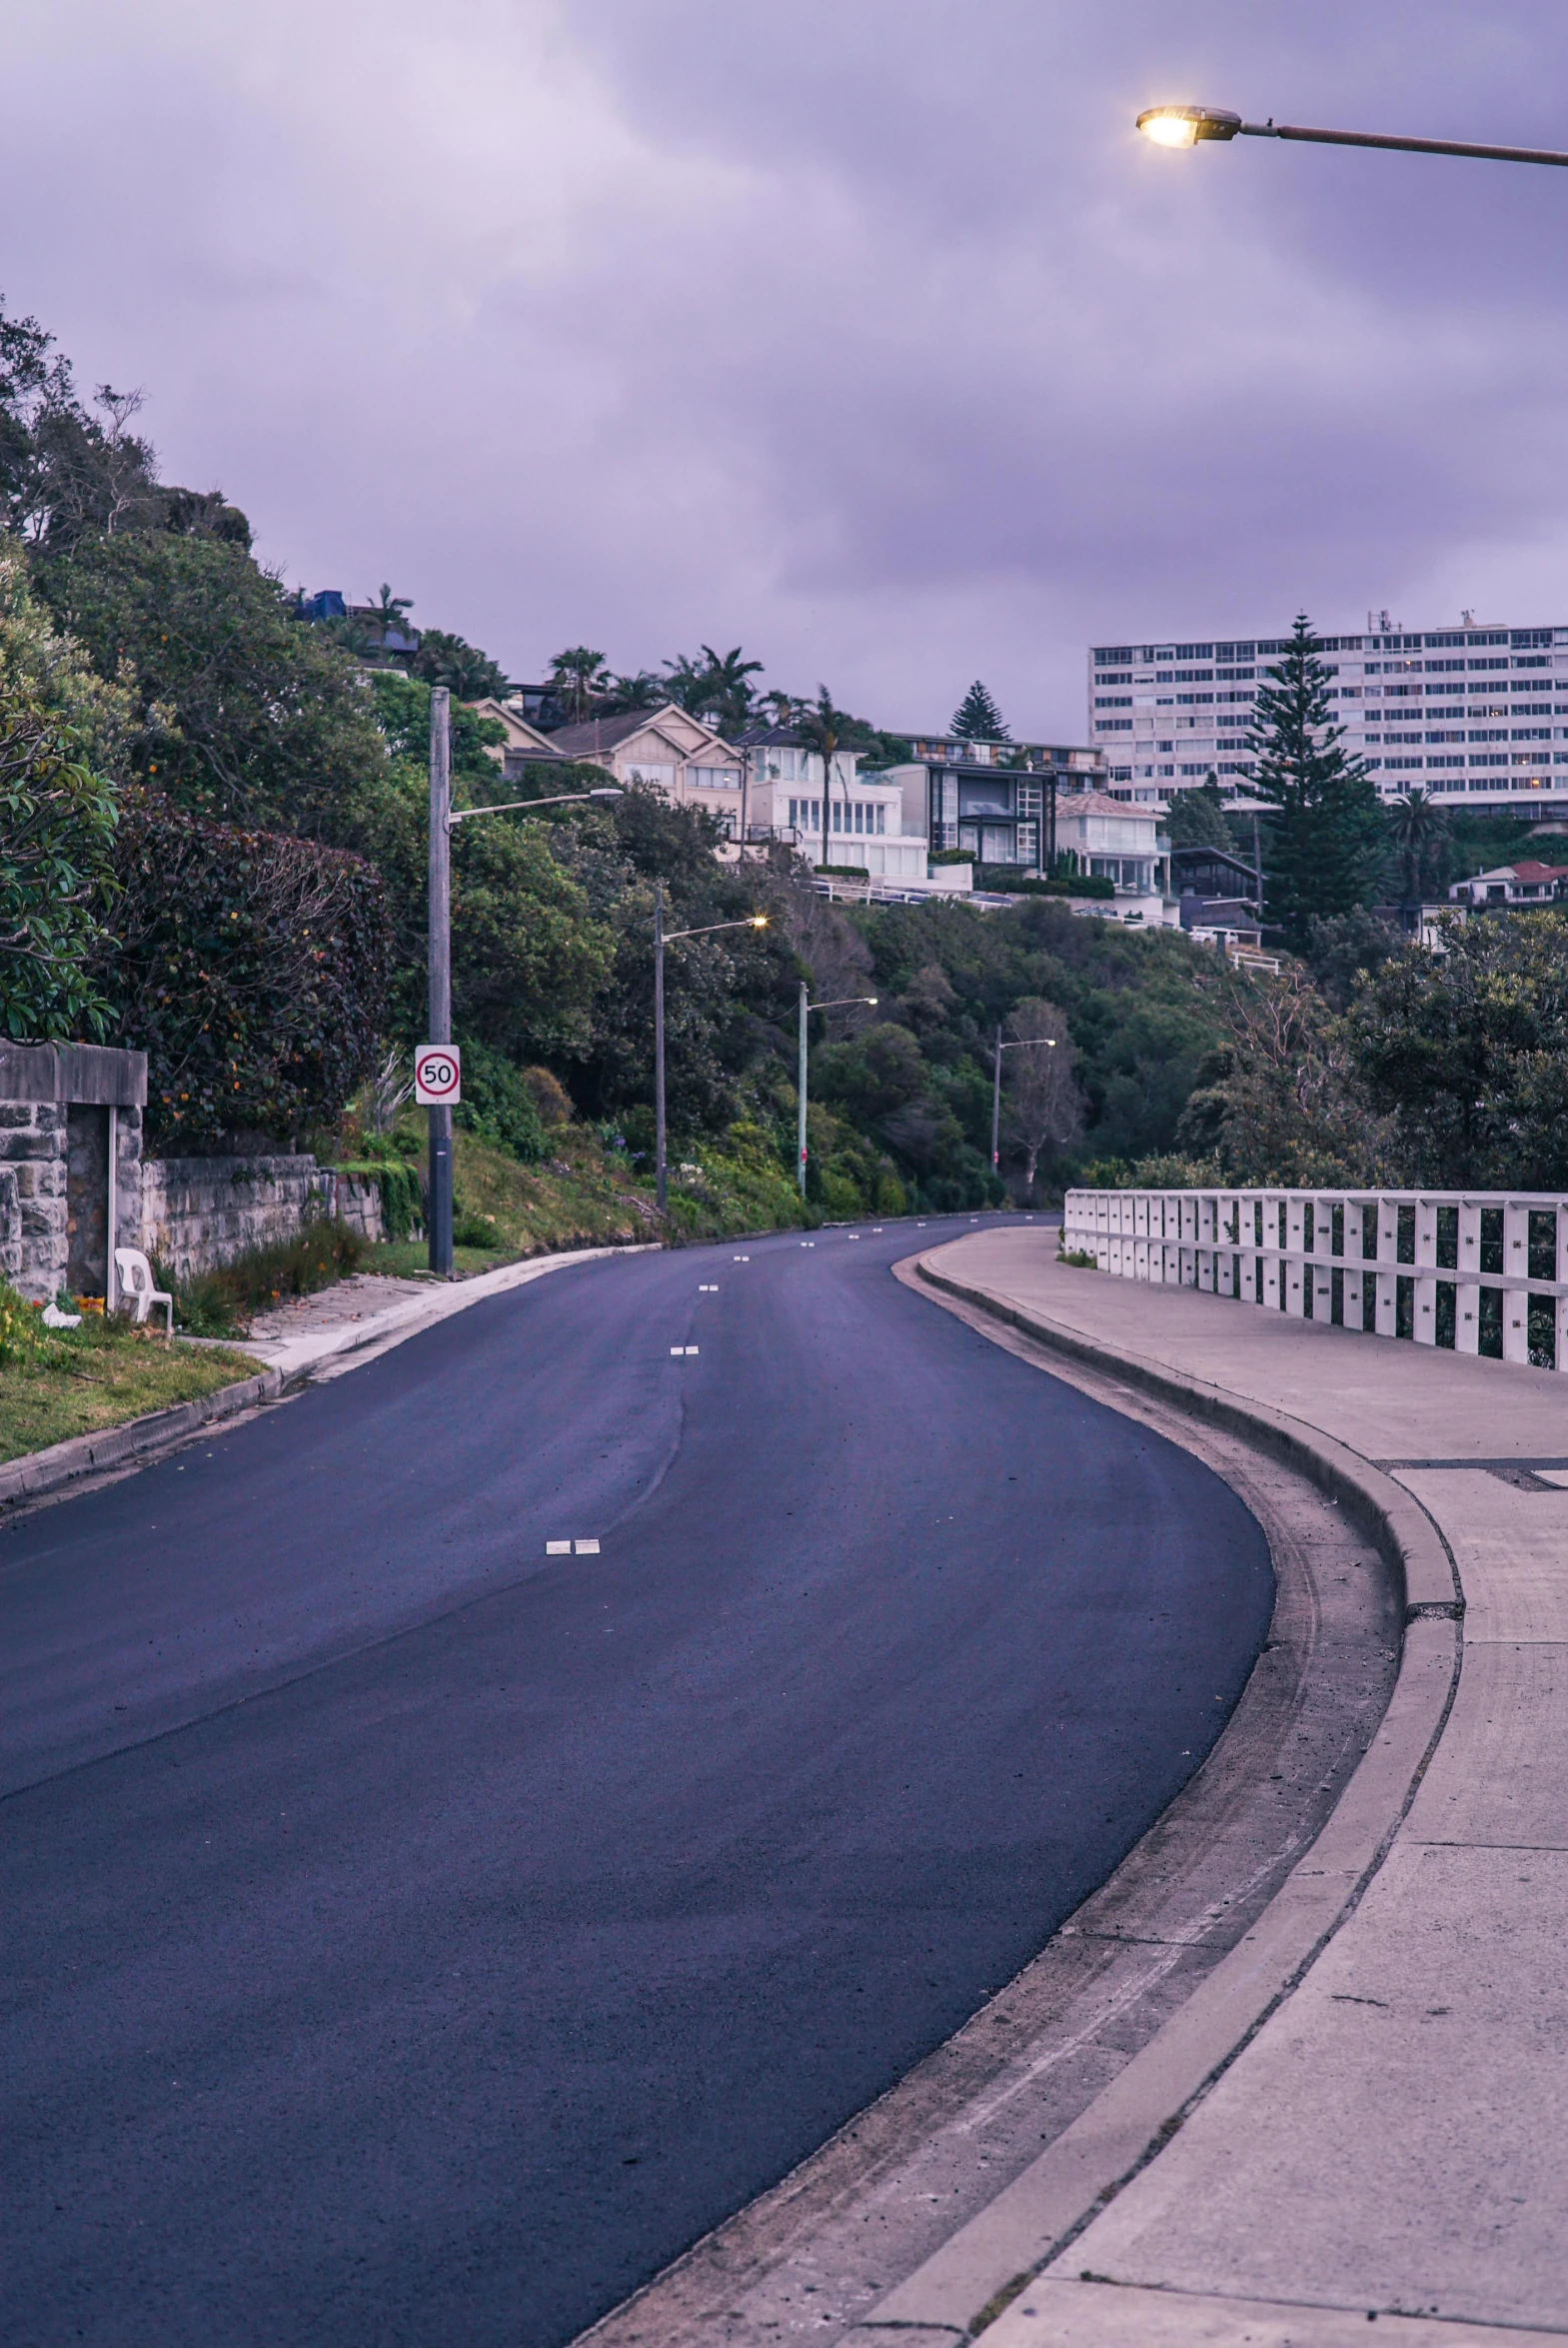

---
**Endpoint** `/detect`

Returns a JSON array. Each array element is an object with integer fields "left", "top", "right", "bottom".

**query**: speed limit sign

[{"left": 414, "top": 1044, "right": 462, "bottom": 1105}]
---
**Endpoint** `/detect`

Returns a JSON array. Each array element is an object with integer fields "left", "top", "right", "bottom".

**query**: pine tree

[
  {"left": 1246, "top": 615, "right": 1385, "bottom": 947},
  {"left": 950, "top": 680, "right": 1008, "bottom": 741}
]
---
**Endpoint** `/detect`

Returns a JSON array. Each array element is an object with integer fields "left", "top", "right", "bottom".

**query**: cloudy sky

[{"left": 7, "top": 2, "right": 1566, "bottom": 735}]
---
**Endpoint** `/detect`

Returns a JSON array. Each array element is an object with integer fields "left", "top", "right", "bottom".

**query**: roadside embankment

[{"left": 869, "top": 1228, "right": 1568, "bottom": 2344}]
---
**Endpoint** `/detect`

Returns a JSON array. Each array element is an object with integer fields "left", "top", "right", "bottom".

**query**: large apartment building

[{"left": 1087, "top": 622, "right": 1568, "bottom": 812}]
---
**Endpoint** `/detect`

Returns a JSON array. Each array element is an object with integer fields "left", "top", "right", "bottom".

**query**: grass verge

[{"left": 0, "top": 1306, "right": 261, "bottom": 1465}]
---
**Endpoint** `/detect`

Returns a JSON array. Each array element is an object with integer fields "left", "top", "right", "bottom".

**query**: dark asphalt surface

[{"left": 0, "top": 1215, "right": 1272, "bottom": 2348}]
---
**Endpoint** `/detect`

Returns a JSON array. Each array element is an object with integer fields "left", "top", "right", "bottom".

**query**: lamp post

[
  {"left": 990, "top": 1028, "right": 1056, "bottom": 1174},
  {"left": 427, "top": 684, "right": 621, "bottom": 1273},
  {"left": 1135, "top": 104, "right": 1568, "bottom": 168},
  {"left": 653, "top": 901, "right": 770, "bottom": 1212},
  {"left": 797, "top": 987, "right": 878, "bottom": 1197}
]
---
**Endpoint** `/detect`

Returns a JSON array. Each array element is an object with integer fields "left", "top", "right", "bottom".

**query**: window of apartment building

[
  {"left": 1095, "top": 718, "right": 1133, "bottom": 732},
  {"left": 1095, "top": 695, "right": 1132, "bottom": 708},
  {"left": 690, "top": 766, "right": 739, "bottom": 790},
  {"left": 629, "top": 763, "right": 676, "bottom": 787},
  {"left": 1426, "top": 731, "right": 1465, "bottom": 744},
  {"left": 1513, "top": 729, "right": 1552, "bottom": 742},
  {"left": 1469, "top": 729, "right": 1508, "bottom": 743}
]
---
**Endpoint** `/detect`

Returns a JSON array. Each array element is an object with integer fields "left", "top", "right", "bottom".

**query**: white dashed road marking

[
  {"left": 574, "top": 1538, "right": 600, "bottom": 1554},
  {"left": 547, "top": 1538, "right": 602, "bottom": 1555},
  {"left": 698, "top": 1283, "right": 719, "bottom": 1291},
  {"left": 670, "top": 1344, "right": 700, "bottom": 1356}
]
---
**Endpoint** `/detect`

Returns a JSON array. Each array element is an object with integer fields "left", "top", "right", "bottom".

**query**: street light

[
  {"left": 653, "top": 895, "right": 769, "bottom": 1212},
  {"left": 991, "top": 1029, "right": 1056, "bottom": 1176},
  {"left": 796, "top": 986, "right": 878, "bottom": 1198},
  {"left": 1135, "top": 104, "right": 1568, "bottom": 169},
  {"left": 428, "top": 684, "right": 622, "bottom": 1275}
]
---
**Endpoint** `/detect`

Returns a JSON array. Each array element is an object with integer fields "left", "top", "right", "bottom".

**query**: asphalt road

[{"left": 0, "top": 1215, "right": 1272, "bottom": 2348}]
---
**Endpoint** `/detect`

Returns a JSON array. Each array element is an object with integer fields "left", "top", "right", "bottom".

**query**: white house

[
  {"left": 1053, "top": 793, "right": 1175, "bottom": 925},
  {"left": 739, "top": 727, "right": 928, "bottom": 880},
  {"left": 543, "top": 704, "right": 747, "bottom": 832},
  {"left": 1448, "top": 860, "right": 1568, "bottom": 907}
]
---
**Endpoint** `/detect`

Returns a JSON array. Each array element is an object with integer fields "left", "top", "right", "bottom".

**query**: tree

[
  {"left": 1001, "top": 998, "right": 1082, "bottom": 1196},
  {"left": 548, "top": 646, "right": 609, "bottom": 723},
  {"left": 0, "top": 299, "right": 160, "bottom": 549},
  {"left": 99, "top": 789, "right": 389, "bottom": 1147},
  {"left": 1175, "top": 966, "right": 1384, "bottom": 1185},
  {"left": 597, "top": 669, "right": 663, "bottom": 716},
  {"left": 0, "top": 675, "right": 117, "bottom": 1039},
  {"left": 1245, "top": 615, "right": 1385, "bottom": 947},
  {"left": 1164, "top": 778, "right": 1234, "bottom": 853},
  {"left": 39, "top": 529, "right": 390, "bottom": 836},
  {"left": 663, "top": 644, "right": 764, "bottom": 737},
  {"left": 1346, "top": 910, "right": 1568, "bottom": 1187},
  {"left": 1387, "top": 788, "right": 1448, "bottom": 908},
  {"left": 411, "top": 628, "right": 509, "bottom": 699},
  {"left": 793, "top": 684, "right": 868, "bottom": 872},
  {"left": 950, "top": 680, "right": 1008, "bottom": 742}
]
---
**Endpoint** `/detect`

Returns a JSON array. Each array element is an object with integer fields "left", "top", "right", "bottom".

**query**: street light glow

[{"left": 1136, "top": 105, "right": 1241, "bottom": 148}]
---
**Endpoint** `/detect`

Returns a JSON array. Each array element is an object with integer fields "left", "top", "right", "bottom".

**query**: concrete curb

[
  {"left": 843, "top": 1249, "right": 1463, "bottom": 2340},
  {"left": 0, "top": 1365, "right": 286, "bottom": 1513}
]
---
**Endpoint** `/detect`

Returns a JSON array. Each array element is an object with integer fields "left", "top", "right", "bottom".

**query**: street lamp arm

[
  {"left": 664, "top": 915, "right": 770, "bottom": 944},
  {"left": 1137, "top": 103, "right": 1568, "bottom": 169},
  {"left": 448, "top": 787, "right": 623, "bottom": 827},
  {"left": 806, "top": 994, "right": 878, "bottom": 1011},
  {"left": 1243, "top": 120, "right": 1568, "bottom": 168}
]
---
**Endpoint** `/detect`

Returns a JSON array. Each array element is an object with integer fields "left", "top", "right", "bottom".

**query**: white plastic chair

[{"left": 114, "top": 1248, "right": 175, "bottom": 1337}]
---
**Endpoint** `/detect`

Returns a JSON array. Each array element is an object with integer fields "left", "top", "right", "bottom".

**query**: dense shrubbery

[{"left": 102, "top": 790, "right": 390, "bottom": 1148}]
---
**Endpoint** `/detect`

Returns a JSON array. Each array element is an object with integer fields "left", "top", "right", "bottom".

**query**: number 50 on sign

[{"left": 415, "top": 1044, "right": 462, "bottom": 1105}]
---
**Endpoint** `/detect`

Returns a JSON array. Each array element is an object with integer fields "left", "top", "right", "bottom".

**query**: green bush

[
  {"left": 454, "top": 1038, "right": 548, "bottom": 1162},
  {"left": 331, "top": 1157, "right": 424, "bottom": 1241}
]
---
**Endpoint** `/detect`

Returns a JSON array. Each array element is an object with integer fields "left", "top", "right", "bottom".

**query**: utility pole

[
  {"left": 991, "top": 1025, "right": 1003, "bottom": 1172},
  {"left": 797, "top": 981, "right": 808, "bottom": 1196},
  {"left": 654, "top": 882, "right": 668, "bottom": 1213},
  {"left": 428, "top": 687, "right": 454, "bottom": 1276}
]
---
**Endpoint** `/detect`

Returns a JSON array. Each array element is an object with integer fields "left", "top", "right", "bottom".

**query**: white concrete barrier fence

[{"left": 1062, "top": 1184, "right": 1568, "bottom": 1370}]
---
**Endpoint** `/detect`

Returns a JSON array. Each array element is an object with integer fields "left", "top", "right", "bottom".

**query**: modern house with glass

[
  {"left": 1087, "top": 621, "right": 1568, "bottom": 813},
  {"left": 880, "top": 738, "right": 1106, "bottom": 869}
]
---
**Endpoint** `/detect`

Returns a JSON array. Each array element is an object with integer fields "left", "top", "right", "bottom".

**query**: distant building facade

[
  {"left": 543, "top": 704, "right": 747, "bottom": 832},
  {"left": 1087, "top": 622, "right": 1568, "bottom": 813},
  {"left": 1448, "top": 859, "right": 1568, "bottom": 907},
  {"left": 738, "top": 728, "right": 927, "bottom": 880}
]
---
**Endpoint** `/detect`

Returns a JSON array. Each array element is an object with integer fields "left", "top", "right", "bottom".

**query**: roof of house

[
  {"left": 1457, "top": 861, "right": 1568, "bottom": 888},
  {"left": 546, "top": 703, "right": 741, "bottom": 764},
  {"left": 1055, "top": 792, "right": 1163, "bottom": 822}
]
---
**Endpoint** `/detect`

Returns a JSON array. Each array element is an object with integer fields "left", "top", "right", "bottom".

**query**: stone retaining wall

[{"left": 140, "top": 1157, "right": 383, "bottom": 1283}]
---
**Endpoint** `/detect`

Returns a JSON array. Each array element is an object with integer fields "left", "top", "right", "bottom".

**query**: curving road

[{"left": 0, "top": 1216, "right": 1272, "bottom": 2348}]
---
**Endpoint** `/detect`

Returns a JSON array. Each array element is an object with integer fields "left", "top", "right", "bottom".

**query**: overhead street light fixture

[{"left": 1136, "top": 103, "right": 1568, "bottom": 169}]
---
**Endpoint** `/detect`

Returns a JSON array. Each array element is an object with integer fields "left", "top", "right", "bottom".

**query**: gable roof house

[
  {"left": 543, "top": 705, "right": 747, "bottom": 834},
  {"left": 1448, "top": 860, "right": 1568, "bottom": 907},
  {"left": 467, "top": 698, "right": 565, "bottom": 776}
]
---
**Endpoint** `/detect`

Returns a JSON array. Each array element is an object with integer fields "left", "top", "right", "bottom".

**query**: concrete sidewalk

[{"left": 874, "top": 1228, "right": 1568, "bottom": 2345}]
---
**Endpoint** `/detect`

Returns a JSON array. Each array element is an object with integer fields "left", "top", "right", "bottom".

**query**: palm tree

[
  {"left": 548, "top": 646, "right": 609, "bottom": 724},
  {"left": 598, "top": 669, "right": 662, "bottom": 715},
  {"left": 1389, "top": 788, "right": 1448, "bottom": 912},
  {"left": 794, "top": 685, "right": 867, "bottom": 871},
  {"left": 371, "top": 584, "right": 415, "bottom": 642},
  {"left": 663, "top": 645, "right": 764, "bottom": 736}
]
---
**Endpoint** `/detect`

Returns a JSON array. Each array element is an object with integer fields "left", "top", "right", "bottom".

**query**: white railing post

[
  {"left": 1556, "top": 1203, "right": 1568, "bottom": 1373},
  {"left": 1374, "top": 1198, "right": 1399, "bottom": 1336},
  {"left": 1503, "top": 1200, "right": 1530, "bottom": 1363},
  {"left": 1456, "top": 1199, "right": 1482, "bottom": 1351},
  {"left": 1414, "top": 1194, "right": 1438, "bottom": 1345},
  {"left": 1310, "top": 1195, "right": 1333, "bottom": 1321}
]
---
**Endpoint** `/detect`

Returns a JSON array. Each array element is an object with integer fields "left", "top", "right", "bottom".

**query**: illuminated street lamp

[
  {"left": 796, "top": 988, "right": 878, "bottom": 1199},
  {"left": 1135, "top": 104, "right": 1568, "bottom": 169},
  {"left": 654, "top": 899, "right": 769, "bottom": 1211}
]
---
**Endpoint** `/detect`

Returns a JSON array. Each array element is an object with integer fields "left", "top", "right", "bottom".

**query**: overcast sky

[{"left": 6, "top": 1, "right": 1567, "bottom": 735}]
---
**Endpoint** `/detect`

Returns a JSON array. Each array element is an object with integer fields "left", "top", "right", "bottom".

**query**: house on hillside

[
  {"left": 544, "top": 704, "right": 747, "bottom": 833},
  {"left": 467, "top": 698, "right": 565, "bottom": 775},
  {"left": 1448, "top": 861, "right": 1568, "bottom": 907},
  {"left": 879, "top": 739, "right": 1106, "bottom": 870},
  {"left": 1052, "top": 794, "right": 1174, "bottom": 925},
  {"left": 737, "top": 727, "right": 928, "bottom": 881}
]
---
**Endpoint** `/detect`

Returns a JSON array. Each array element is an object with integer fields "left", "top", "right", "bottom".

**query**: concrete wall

[{"left": 139, "top": 1156, "right": 382, "bottom": 1284}]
